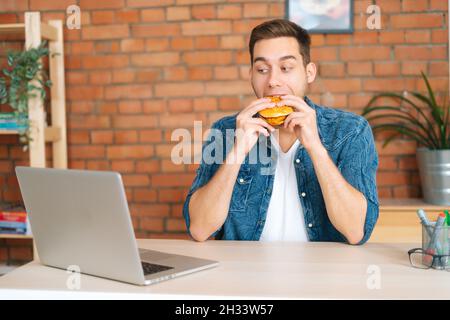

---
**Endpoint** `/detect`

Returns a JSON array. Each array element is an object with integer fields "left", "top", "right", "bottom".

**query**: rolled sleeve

[
  {"left": 182, "top": 120, "right": 226, "bottom": 239},
  {"left": 337, "top": 119, "right": 379, "bottom": 245}
]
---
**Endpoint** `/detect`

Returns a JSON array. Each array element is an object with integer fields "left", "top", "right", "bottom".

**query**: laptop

[{"left": 15, "top": 166, "right": 219, "bottom": 286}]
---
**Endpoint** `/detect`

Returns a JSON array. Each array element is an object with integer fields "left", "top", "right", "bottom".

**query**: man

[{"left": 183, "top": 19, "right": 379, "bottom": 245}]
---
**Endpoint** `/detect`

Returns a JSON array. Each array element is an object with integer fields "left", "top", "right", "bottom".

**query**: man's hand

[
  {"left": 234, "top": 98, "right": 276, "bottom": 161},
  {"left": 279, "top": 95, "right": 323, "bottom": 153}
]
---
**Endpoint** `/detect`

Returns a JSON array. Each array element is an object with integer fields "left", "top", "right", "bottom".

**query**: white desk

[{"left": 0, "top": 239, "right": 448, "bottom": 299}]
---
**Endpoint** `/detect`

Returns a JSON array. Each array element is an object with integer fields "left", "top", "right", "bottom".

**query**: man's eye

[
  {"left": 281, "top": 66, "right": 292, "bottom": 72},
  {"left": 257, "top": 69, "right": 268, "bottom": 74}
]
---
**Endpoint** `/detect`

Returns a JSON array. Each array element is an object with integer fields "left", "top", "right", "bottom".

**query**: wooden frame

[
  {"left": 0, "top": 13, "right": 67, "bottom": 255},
  {"left": 286, "top": 0, "right": 354, "bottom": 34},
  {"left": 0, "top": 12, "right": 67, "bottom": 168}
]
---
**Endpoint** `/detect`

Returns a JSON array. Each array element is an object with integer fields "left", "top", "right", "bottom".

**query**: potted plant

[
  {"left": 362, "top": 72, "right": 450, "bottom": 205},
  {"left": 0, "top": 41, "right": 52, "bottom": 150}
]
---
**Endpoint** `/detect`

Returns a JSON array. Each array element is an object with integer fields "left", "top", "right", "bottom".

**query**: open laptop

[{"left": 15, "top": 166, "right": 218, "bottom": 286}]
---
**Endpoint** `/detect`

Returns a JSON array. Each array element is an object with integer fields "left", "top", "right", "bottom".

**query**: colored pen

[
  {"left": 417, "top": 209, "right": 442, "bottom": 253},
  {"left": 444, "top": 210, "right": 450, "bottom": 267},
  {"left": 426, "top": 213, "right": 446, "bottom": 268},
  {"left": 445, "top": 210, "right": 450, "bottom": 226},
  {"left": 417, "top": 209, "right": 432, "bottom": 234}
]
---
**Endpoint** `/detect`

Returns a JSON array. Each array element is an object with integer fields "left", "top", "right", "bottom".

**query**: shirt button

[
  {"left": 239, "top": 178, "right": 244, "bottom": 183},
  {"left": 295, "top": 159, "right": 300, "bottom": 163},
  {"left": 308, "top": 223, "right": 313, "bottom": 228},
  {"left": 301, "top": 192, "right": 306, "bottom": 197}
]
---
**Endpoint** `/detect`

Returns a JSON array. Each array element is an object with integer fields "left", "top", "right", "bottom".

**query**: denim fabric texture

[{"left": 183, "top": 96, "right": 379, "bottom": 244}]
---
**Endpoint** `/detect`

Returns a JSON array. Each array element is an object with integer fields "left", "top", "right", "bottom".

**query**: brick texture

[{"left": 0, "top": 0, "right": 448, "bottom": 263}]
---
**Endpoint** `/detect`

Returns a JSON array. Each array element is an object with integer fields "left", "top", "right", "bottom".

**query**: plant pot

[{"left": 417, "top": 147, "right": 450, "bottom": 205}]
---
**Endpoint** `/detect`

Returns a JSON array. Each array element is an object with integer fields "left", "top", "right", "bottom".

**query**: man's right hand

[
  {"left": 189, "top": 97, "right": 277, "bottom": 241},
  {"left": 233, "top": 97, "right": 276, "bottom": 161}
]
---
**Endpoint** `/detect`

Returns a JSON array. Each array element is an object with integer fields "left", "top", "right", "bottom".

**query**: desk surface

[{"left": 0, "top": 239, "right": 448, "bottom": 299}]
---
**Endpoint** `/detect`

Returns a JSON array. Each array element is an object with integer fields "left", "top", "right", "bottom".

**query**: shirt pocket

[{"left": 229, "top": 167, "right": 253, "bottom": 212}]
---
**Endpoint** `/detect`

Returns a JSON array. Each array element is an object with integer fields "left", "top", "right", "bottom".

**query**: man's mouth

[
  {"left": 265, "top": 93, "right": 287, "bottom": 97},
  {"left": 266, "top": 93, "right": 288, "bottom": 97}
]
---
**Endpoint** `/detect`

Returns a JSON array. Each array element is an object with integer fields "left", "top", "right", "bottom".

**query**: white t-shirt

[{"left": 259, "top": 134, "right": 309, "bottom": 242}]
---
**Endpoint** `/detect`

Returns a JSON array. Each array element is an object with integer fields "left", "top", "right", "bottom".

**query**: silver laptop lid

[{"left": 15, "top": 166, "right": 146, "bottom": 285}]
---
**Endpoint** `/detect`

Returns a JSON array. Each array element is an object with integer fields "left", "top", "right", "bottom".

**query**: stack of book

[
  {"left": 0, "top": 210, "right": 28, "bottom": 235},
  {"left": 0, "top": 113, "right": 28, "bottom": 131}
]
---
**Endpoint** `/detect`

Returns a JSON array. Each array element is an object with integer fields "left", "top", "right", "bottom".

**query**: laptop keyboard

[{"left": 141, "top": 261, "right": 174, "bottom": 275}]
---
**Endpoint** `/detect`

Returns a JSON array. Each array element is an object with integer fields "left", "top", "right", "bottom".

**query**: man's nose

[{"left": 268, "top": 69, "right": 282, "bottom": 88}]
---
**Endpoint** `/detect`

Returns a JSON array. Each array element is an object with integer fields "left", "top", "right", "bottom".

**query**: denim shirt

[{"left": 183, "top": 96, "right": 379, "bottom": 245}]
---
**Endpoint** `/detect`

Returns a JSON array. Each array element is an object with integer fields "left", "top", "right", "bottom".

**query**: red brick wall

[{"left": 0, "top": 0, "right": 448, "bottom": 262}]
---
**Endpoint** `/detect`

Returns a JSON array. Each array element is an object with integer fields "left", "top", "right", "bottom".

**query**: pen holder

[{"left": 421, "top": 222, "right": 450, "bottom": 270}]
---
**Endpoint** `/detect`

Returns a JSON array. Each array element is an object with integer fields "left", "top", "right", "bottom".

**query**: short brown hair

[{"left": 249, "top": 19, "right": 311, "bottom": 67}]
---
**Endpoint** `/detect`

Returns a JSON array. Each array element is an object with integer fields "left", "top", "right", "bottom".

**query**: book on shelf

[
  {"left": 0, "top": 122, "right": 28, "bottom": 131},
  {"left": 0, "top": 112, "right": 27, "bottom": 119},
  {"left": 0, "top": 207, "right": 30, "bottom": 236},
  {"left": 0, "top": 113, "right": 28, "bottom": 130},
  {"left": 0, "top": 226, "right": 26, "bottom": 234},
  {"left": 0, "top": 211, "right": 26, "bottom": 223}
]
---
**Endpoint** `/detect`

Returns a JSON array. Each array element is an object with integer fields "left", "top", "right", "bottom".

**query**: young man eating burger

[{"left": 183, "top": 19, "right": 379, "bottom": 245}]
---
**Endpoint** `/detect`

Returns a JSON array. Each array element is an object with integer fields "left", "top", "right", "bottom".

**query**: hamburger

[{"left": 257, "top": 96, "right": 294, "bottom": 126}]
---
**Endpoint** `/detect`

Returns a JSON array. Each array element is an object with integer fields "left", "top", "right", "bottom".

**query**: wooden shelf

[
  {"left": 0, "top": 126, "right": 62, "bottom": 143},
  {"left": 371, "top": 198, "right": 449, "bottom": 243},
  {"left": 379, "top": 198, "right": 449, "bottom": 212},
  {"left": 0, "top": 12, "right": 67, "bottom": 169},
  {"left": 0, "top": 23, "right": 57, "bottom": 41},
  {"left": 0, "top": 234, "right": 33, "bottom": 240},
  {"left": 0, "top": 12, "right": 68, "bottom": 260},
  {"left": 0, "top": 130, "right": 20, "bottom": 135}
]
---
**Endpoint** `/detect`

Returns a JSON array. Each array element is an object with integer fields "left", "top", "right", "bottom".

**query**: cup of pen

[{"left": 421, "top": 213, "right": 450, "bottom": 270}]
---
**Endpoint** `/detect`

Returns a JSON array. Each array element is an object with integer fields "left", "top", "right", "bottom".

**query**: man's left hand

[{"left": 279, "top": 95, "right": 323, "bottom": 153}]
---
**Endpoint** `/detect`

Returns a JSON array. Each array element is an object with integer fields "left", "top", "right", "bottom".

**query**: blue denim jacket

[{"left": 183, "top": 96, "right": 379, "bottom": 245}]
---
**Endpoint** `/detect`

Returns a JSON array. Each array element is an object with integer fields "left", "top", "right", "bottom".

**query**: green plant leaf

[
  {"left": 365, "top": 112, "right": 438, "bottom": 148},
  {"left": 373, "top": 122, "right": 438, "bottom": 149},
  {"left": 421, "top": 71, "right": 438, "bottom": 111},
  {"left": 371, "top": 123, "right": 433, "bottom": 148},
  {"left": 411, "top": 91, "right": 447, "bottom": 148},
  {"left": 413, "top": 73, "right": 445, "bottom": 145},
  {"left": 0, "top": 40, "right": 53, "bottom": 148},
  {"left": 364, "top": 92, "right": 441, "bottom": 146},
  {"left": 362, "top": 105, "right": 436, "bottom": 141},
  {"left": 410, "top": 91, "right": 443, "bottom": 125},
  {"left": 7, "top": 54, "right": 14, "bottom": 66},
  {"left": 443, "top": 93, "right": 450, "bottom": 147}
]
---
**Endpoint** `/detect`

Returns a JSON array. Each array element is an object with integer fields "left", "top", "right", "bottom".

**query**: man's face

[{"left": 250, "top": 37, "right": 316, "bottom": 99}]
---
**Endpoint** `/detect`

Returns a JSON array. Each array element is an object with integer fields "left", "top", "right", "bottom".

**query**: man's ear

[{"left": 306, "top": 62, "right": 317, "bottom": 84}]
